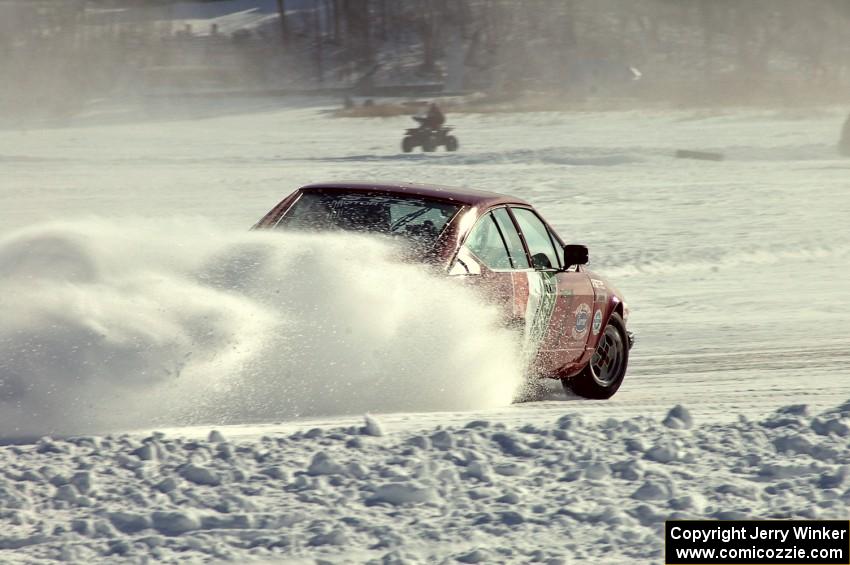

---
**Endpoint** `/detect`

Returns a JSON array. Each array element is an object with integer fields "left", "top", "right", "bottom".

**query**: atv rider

[{"left": 414, "top": 103, "right": 445, "bottom": 131}]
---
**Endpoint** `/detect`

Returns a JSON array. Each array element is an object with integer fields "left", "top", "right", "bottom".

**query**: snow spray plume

[{"left": 0, "top": 220, "right": 521, "bottom": 438}]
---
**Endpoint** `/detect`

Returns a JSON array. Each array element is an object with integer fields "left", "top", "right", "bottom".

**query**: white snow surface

[
  {"left": 1, "top": 100, "right": 849, "bottom": 562},
  {"left": 1, "top": 407, "right": 850, "bottom": 564}
]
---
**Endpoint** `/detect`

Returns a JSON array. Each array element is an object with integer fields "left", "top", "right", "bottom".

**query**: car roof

[{"left": 299, "top": 181, "right": 531, "bottom": 208}]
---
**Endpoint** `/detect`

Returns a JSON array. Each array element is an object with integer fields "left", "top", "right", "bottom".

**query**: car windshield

[{"left": 275, "top": 190, "right": 461, "bottom": 253}]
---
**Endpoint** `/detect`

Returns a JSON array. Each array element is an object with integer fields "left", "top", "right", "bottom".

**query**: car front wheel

[{"left": 563, "top": 312, "right": 628, "bottom": 399}]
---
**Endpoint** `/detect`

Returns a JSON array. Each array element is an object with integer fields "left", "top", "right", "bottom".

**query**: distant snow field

[{"left": 0, "top": 100, "right": 848, "bottom": 562}]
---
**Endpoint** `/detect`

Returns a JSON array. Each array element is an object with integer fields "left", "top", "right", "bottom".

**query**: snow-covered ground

[
  {"left": 3, "top": 404, "right": 849, "bottom": 564},
  {"left": 1, "top": 100, "right": 848, "bottom": 562}
]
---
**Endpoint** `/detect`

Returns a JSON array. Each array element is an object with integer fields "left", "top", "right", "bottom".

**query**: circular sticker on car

[
  {"left": 592, "top": 310, "right": 603, "bottom": 335},
  {"left": 572, "top": 303, "right": 590, "bottom": 338}
]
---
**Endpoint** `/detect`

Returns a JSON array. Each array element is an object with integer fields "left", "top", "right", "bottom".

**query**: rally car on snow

[{"left": 254, "top": 182, "right": 633, "bottom": 399}]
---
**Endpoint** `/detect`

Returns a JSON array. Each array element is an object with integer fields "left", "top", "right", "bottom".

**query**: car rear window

[{"left": 275, "top": 190, "right": 461, "bottom": 251}]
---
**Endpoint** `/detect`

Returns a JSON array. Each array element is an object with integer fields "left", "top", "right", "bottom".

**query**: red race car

[{"left": 254, "top": 182, "right": 634, "bottom": 399}]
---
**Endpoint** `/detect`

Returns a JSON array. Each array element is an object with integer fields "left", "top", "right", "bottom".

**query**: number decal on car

[{"left": 592, "top": 309, "right": 603, "bottom": 335}]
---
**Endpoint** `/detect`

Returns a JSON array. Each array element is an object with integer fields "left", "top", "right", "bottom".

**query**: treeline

[
  {"left": 278, "top": 0, "right": 850, "bottom": 97},
  {"left": 3, "top": 0, "right": 850, "bottom": 116}
]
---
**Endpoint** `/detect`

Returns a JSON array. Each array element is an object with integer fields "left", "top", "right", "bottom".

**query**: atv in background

[{"left": 402, "top": 117, "right": 459, "bottom": 153}]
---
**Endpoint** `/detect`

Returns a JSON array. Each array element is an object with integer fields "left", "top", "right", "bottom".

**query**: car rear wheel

[
  {"left": 445, "top": 135, "right": 459, "bottom": 151},
  {"left": 563, "top": 313, "right": 628, "bottom": 399},
  {"left": 402, "top": 136, "right": 415, "bottom": 153}
]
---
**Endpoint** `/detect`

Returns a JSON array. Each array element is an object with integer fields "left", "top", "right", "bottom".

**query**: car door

[
  {"left": 509, "top": 206, "right": 594, "bottom": 372},
  {"left": 449, "top": 210, "right": 525, "bottom": 328},
  {"left": 483, "top": 207, "right": 566, "bottom": 374}
]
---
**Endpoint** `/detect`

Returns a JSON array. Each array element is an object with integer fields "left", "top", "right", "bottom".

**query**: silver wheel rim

[{"left": 590, "top": 325, "right": 625, "bottom": 387}]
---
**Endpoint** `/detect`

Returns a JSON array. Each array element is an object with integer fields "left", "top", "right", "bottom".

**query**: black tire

[
  {"left": 445, "top": 135, "right": 459, "bottom": 151},
  {"left": 422, "top": 137, "right": 436, "bottom": 152},
  {"left": 402, "top": 137, "right": 415, "bottom": 153},
  {"left": 563, "top": 313, "right": 628, "bottom": 399}
]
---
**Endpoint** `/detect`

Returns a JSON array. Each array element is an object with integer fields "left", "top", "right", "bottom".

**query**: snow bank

[
  {"left": 0, "top": 220, "right": 521, "bottom": 438},
  {"left": 1, "top": 402, "right": 848, "bottom": 563}
]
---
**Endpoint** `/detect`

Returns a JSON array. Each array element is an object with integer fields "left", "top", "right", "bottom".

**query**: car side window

[
  {"left": 491, "top": 207, "right": 530, "bottom": 269},
  {"left": 511, "top": 207, "right": 561, "bottom": 270},
  {"left": 464, "top": 213, "right": 512, "bottom": 270}
]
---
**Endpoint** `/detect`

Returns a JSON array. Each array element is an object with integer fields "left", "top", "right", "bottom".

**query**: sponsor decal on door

[{"left": 572, "top": 303, "right": 591, "bottom": 339}]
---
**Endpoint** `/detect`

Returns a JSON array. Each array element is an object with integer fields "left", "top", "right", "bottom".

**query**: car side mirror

[{"left": 563, "top": 244, "right": 588, "bottom": 267}]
